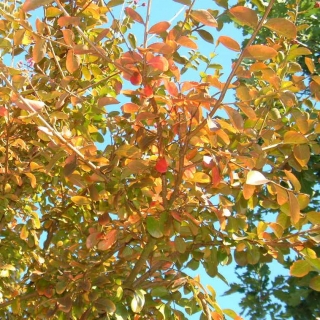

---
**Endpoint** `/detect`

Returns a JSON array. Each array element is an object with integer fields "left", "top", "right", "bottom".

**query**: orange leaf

[
  {"left": 122, "top": 102, "right": 139, "bottom": 113},
  {"left": 293, "top": 144, "right": 310, "bottom": 167},
  {"left": 58, "top": 16, "right": 81, "bottom": 27},
  {"left": 218, "top": 36, "right": 241, "bottom": 52},
  {"left": 98, "top": 230, "right": 117, "bottom": 251},
  {"left": 177, "top": 36, "right": 198, "bottom": 49},
  {"left": 98, "top": 97, "right": 119, "bottom": 107},
  {"left": 274, "top": 185, "right": 288, "bottom": 205},
  {"left": 284, "top": 170, "right": 301, "bottom": 192},
  {"left": 305, "top": 57, "right": 315, "bottom": 74},
  {"left": 229, "top": 6, "right": 258, "bottom": 28},
  {"left": 283, "top": 131, "right": 308, "bottom": 145},
  {"left": 190, "top": 9, "right": 218, "bottom": 27},
  {"left": 148, "top": 21, "right": 170, "bottom": 34},
  {"left": 243, "top": 45, "right": 278, "bottom": 60},
  {"left": 22, "top": 0, "right": 53, "bottom": 12},
  {"left": 164, "top": 80, "right": 179, "bottom": 97},
  {"left": 212, "top": 166, "right": 221, "bottom": 187},
  {"left": 66, "top": 49, "right": 80, "bottom": 73},
  {"left": 243, "top": 183, "right": 255, "bottom": 200},
  {"left": 86, "top": 232, "right": 102, "bottom": 249},
  {"left": 155, "top": 158, "right": 168, "bottom": 173},
  {"left": 125, "top": 7, "right": 144, "bottom": 24},
  {"left": 147, "top": 56, "right": 169, "bottom": 72},
  {"left": 264, "top": 18, "right": 297, "bottom": 39}
]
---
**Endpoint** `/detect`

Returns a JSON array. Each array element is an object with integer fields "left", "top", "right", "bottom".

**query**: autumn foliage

[{"left": 0, "top": 0, "right": 319, "bottom": 319}]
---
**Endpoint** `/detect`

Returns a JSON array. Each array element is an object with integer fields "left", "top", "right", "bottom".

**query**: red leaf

[
  {"left": 122, "top": 102, "right": 139, "bottom": 113},
  {"left": 97, "top": 230, "right": 117, "bottom": 251},
  {"left": 155, "top": 157, "right": 168, "bottom": 173},
  {"left": 125, "top": 7, "right": 144, "bottom": 24},
  {"left": 212, "top": 166, "right": 221, "bottom": 187},
  {"left": 86, "top": 232, "right": 102, "bottom": 249},
  {"left": 130, "top": 72, "right": 142, "bottom": 86},
  {"left": 0, "top": 106, "right": 8, "bottom": 117},
  {"left": 147, "top": 56, "right": 169, "bottom": 72},
  {"left": 218, "top": 36, "right": 241, "bottom": 52}
]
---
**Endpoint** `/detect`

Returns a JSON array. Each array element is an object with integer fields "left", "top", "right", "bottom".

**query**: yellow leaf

[
  {"left": 193, "top": 172, "right": 211, "bottom": 183},
  {"left": 290, "top": 260, "right": 310, "bottom": 277},
  {"left": 71, "top": 196, "right": 91, "bottom": 205},
  {"left": 288, "top": 192, "right": 300, "bottom": 224},
  {"left": 284, "top": 170, "right": 301, "bottom": 192}
]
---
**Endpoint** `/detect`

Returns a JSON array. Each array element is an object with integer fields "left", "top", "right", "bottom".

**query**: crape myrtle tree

[{"left": 0, "top": 0, "right": 319, "bottom": 319}]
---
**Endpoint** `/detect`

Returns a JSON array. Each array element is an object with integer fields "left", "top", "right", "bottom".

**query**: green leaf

[
  {"left": 196, "top": 30, "right": 214, "bottom": 43},
  {"left": 309, "top": 275, "right": 320, "bottom": 292},
  {"left": 146, "top": 216, "right": 163, "bottom": 238},
  {"left": 290, "top": 260, "right": 310, "bottom": 277}
]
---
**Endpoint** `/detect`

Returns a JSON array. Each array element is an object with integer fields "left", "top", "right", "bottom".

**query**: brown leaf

[
  {"left": 58, "top": 16, "right": 81, "bottom": 27},
  {"left": 98, "top": 97, "right": 120, "bottom": 107},
  {"left": 66, "top": 49, "right": 80, "bottom": 73},
  {"left": 33, "top": 36, "right": 46, "bottom": 63},
  {"left": 64, "top": 153, "right": 77, "bottom": 176}
]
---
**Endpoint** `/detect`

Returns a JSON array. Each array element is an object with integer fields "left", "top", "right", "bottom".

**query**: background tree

[
  {"left": 222, "top": 1, "right": 320, "bottom": 318},
  {"left": 0, "top": 0, "right": 319, "bottom": 319}
]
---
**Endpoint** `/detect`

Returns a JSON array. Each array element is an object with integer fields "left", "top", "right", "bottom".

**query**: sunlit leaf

[
  {"left": 190, "top": 9, "right": 218, "bottom": 27},
  {"left": 288, "top": 192, "right": 300, "bottom": 224},
  {"left": 243, "top": 45, "right": 278, "bottom": 60},
  {"left": 22, "top": 0, "right": 54, "bottom": 12},
  {"left": 193, "top": 172, "right": 211, "bottom": 183},
  {"left": 125, "top": 7, "right": 144, "bottom": 24},
  {"left": 246, "top": 171, "right": 269, "bottom": 185},
  {"left": 283, "top": 131, "right": 308, "bottom": 145},
  {"left": 264, "top": 18, "right": 297, "bottom": 39},
  {"left": 148, "top": 21, "right": 170, "bottom": 34},
  {"left": 218, "top": 36, "right": 241, "bottom": 52},
  {"left": 290, "top": 260, "right": 310, "bottom": 277},
  {"left": 147, "top": 56, "right": 169, "bottom": 71},
  {"left": 229, "top": 6, "right": 258, "bottom": 28},
  {"left": 177, "top": 36, "right": 198, "bottom": 49}
]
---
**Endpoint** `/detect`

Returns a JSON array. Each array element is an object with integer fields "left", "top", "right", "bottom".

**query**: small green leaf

[{"left": 146, "top": 216, "right": 163, "bottom": 238}]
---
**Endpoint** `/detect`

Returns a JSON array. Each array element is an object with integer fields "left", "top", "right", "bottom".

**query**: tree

[{"left": 0, "top": 0, "right": 319, "bottom": 319}]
